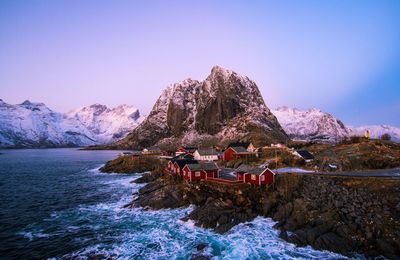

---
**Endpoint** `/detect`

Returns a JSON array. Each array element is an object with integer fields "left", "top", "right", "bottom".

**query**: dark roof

[
  {"left": 186, "top": 162, "right": 218, "bottom": 171},
  {"left": 236, "top": 164, "right": 252, "bottom": 173},
  {"left": 174, "top": 159, "right": 198, "bottom": 168},
  {"left": 246, "top": 168, "right": 269, "bottom": 176},
  {"left": 181, "top": 147, "right": 198, "bottom": 152},
  {"left": 296, "top": 150, "right": 315, "bottom": 160},
  {"left": 229, "top": 146, "right": 249, "bottom": 153},
  {"left": 228, "top": 142, "right": 250, "bottom": 149},
  {"left": 172, "top": 153, "right": 194, "bottom": 160},
  {"left": 196, "top": 149, "right": 218, "bottom": 156}
]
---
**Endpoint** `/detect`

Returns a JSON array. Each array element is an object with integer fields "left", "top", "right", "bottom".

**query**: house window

[
  {"left": 195, "top": 171, "right": 201, "bottom": 177},
  {"left": 251, "top": 175, "right": 256, "bottom": 180},
  {"left": 261, "top": 175, "right": 265, "bottom": 181}
]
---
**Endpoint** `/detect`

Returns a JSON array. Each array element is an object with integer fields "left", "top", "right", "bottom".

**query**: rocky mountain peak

[{"left": 115, "top": 66, "right": 289, "bottom": 149}]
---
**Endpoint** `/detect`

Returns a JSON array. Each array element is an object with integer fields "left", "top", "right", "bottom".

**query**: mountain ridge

[
  {"left": 114, "top": 65, "right": 289, "bottom": 149},
  {"left": 0, "top": 100, "right": 143, "bottom": 148}
]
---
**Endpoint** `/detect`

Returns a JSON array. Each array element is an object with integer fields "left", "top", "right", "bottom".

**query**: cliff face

[{"left": 116, "top": 66, "right": 289, "bottom": 149}]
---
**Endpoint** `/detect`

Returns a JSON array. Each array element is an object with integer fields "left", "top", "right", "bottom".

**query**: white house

[{"left": 193, "top": 149, "right": 219, "bottom": 161}]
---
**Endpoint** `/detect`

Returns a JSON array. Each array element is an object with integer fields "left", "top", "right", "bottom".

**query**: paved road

[{"left": 304, "top": 168, "right": 400, "bottom": 178}]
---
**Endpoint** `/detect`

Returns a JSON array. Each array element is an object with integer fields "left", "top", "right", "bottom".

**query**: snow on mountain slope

[
  {"left": 349, "top": 125, "right": 400, "bottom": 142},
  {"left": 116, "top": 65, "right": 289, "bottom": 149},
  {"left": 271, "top": 106, "right": 350, "bottom": 143},
  {"left": 66, "top": 104, "right": 144, "bottom": 143},
  {"left": 0, "top": 99, "right": 143, "bottom": 148}
]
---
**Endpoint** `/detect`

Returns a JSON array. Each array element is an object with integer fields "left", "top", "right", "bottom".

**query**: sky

[{"left": 0, "top": 0, "right": 399, "bottom": 126}]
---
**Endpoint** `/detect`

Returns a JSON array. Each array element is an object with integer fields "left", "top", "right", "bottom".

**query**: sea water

[{"left": 0, "top": 149, "right": 350, "bottom": 259}]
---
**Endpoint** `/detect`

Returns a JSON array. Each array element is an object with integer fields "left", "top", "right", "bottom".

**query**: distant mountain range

[
  {"left": 271, "top": 106, "right": 350, "bottom": 143},
  {"left": 1, "top": 66, "right": 399, "bottom": 148},
  {"left": 271, "top": 107, "right": 400, "bottom": 143},
  {"left": 0, "top": 99, "right": 144, "bottom": 148}
]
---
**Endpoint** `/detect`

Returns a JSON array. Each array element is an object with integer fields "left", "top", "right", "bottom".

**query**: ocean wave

[{"left": 17, "top": 230, "right": 50, "bottom": 241}]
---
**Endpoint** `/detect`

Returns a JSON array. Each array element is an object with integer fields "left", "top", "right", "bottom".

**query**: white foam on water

[
  {"left": 19, "top": 165, "right": 356, "bottom": 259},
  {"left": 18, "top": 230, "right": 50, "bottom": 241}
]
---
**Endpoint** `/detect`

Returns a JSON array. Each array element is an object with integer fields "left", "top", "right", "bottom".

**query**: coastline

[{"left": 129, "top": 171, "right": 400, "bottom": 259}]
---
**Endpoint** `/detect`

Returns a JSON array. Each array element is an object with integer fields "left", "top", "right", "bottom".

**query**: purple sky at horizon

[{"left": 1, "top": 1, "right": 399, "bottom": 126}]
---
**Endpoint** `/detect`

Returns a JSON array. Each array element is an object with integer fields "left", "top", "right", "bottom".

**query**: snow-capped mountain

[
  {"left": 271, "top": 106, "right": 351, "bottom": 143},
  {"left": 66, "top": 104, "right": 144, "bottom": 144},
  {"left": 115, "top": 65, "right": 289, "bottom": 149},
  {"left": 0, "top": 99, "right": 143, "bottom": 148},
  {"left": 349, "top": 125, "right": 400, "bottom": 142}
]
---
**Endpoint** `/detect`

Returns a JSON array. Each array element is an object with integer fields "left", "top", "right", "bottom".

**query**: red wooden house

[
  {"left": 243, "top": 168, "right": 275, "bottom": 186},
  {"left": 183, "top": 162, "right": 219, "bottom": 181},
  {"left": 166, "top": 160, "right": 175, "bottom": 172},
  {"left": 223, "top": 146, "right": 256, "bottom": 161},
  {"left": 235, "top": 164, "right": 252, "bottom": 181},
  {"left": 173, "top": 159, "right": 198, "bottom": 176}
]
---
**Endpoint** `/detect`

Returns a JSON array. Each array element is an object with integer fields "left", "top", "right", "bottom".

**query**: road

[{"left": 305, "top": 167, "right": 400, "bottom": 178}]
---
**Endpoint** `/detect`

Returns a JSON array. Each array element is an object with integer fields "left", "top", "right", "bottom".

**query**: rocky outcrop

[
  {"left": 115, "top": 66, "right": 289, "bottom": 149},
  {"left": 100, "top": 156, "right": 164, "bottom": 174},
  {"left": 129, "top": 172, "right": 400, "bottom": 259}
]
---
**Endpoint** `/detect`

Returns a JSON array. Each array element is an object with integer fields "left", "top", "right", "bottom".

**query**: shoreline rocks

[
  {"left": 100, "top": 155, "right": 165, "bottom": 173},
  {"left": 130, "top": 172, "right": 400, "bottom": 259}
]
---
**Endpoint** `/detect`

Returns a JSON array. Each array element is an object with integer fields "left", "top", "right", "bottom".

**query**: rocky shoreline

[{"left": 127, "top": 171, "right": 400, "bottom": 259}]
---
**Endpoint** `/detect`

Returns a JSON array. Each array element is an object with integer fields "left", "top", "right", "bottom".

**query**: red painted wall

[
  {"left": 243, "top": 169, "right": 275, "bottom": 185},
  {"left": 205, "top": 170, "right": 218, "bottom": 179},
  {"left": 190, "top": 170, "right": 206, "bottom": 181},
  {"left": 260, "top": 169, "right": 274, "bottom": 184},
  {"left": 223, "top": 147, "right": 237, "bottom": 161},
  {"left": 236, "top": 172, "right": 244, "bottom": 181}
]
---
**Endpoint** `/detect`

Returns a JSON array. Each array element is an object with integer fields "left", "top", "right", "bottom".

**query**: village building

[
  {"left": 223, "top": 146, "right": 256, "bottom": 161},
  {"left": 243, "top": 168, "right": 275, "bottom": 186},
  {"left": 182, "top": 162, "right": 219, "bottom": 181},
  {"left": 193, "top": 149, "right": 219, "bottom": 161},
  {"left": 270, "top": 143, "right": 286, "bottom": 148},
  {"left": 234, "top": 164, "right": 252, "bottom": 181},
  {"left": 175, "top": 147, "right": 198, "bottom": 156},
  {"left": 293, "top": 149, "right": 315, "bottom": 162},
  {"left": 228, "top": 142, "right": 257, "bottom": 152},
  {"left": 172, "top": 153, "right": 194, "bottom": 160},
  {"left": 173, "top": 159, "right": 198, "bottom": 176},
  {"left": 142, "top": 148, "right": 162, "bottom": 155}
]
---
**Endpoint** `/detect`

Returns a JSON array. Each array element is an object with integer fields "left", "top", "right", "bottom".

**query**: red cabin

[
  {"left": 235, "top": 164, "right": 252, "bottom": 181},
  {"left": 243, "top": 168, "right": 275, "bottom": 186},
  {"left": 223, "top": 146, "right": 255, "bottom": 161},
  {"left": 172, "top": 159, "right": 198, "bottom": 176},
  {"left": 183, "top": 162, "right": 219, "bottom": 181}
]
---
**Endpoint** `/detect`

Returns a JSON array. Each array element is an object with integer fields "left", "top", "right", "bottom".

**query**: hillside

[{"left": 307, "top": 138, "right": 400, "bottom": 171}]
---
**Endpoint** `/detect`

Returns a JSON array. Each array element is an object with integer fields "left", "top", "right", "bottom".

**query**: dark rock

[
  {"left": 133, "top": 171, "right": 162, "bottom": 183},
  {"left": 196, "top": 243, "right": 207, "bottom": 251},
  {"left": 190, "top": 255, "right": 210, "bottom": 260},
  {"left": 307, "top": 224, "right": 332, "bottom": 244},
  {"left": 273, "top": 202, "right": 293, "bottom": 221},
  {"left": 287, "top": 229, "right": 308, "bottom": 246},
  {"left": 314, "top": 232, "right": 352, "bottom": 255},
  {"left": 376, "top": 239, "right": 397, "bottom": 257}
]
